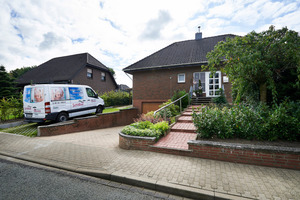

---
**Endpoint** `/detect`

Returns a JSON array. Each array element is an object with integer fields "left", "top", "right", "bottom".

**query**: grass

[
  {"left": 103, "top": 107, "right": 120, "bottom": 113},
  {"left": 103, "top": 105, "right": 132, "bottom": 114},
  {"left": 0, "top": 123, "right": 38, "bottom": 137}
]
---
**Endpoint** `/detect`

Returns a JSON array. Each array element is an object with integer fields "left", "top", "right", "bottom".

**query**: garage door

[{"left": 142, "top": 102, "right": 162, "bottom": 114}]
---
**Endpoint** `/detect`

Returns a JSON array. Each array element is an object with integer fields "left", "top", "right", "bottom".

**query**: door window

[
  {"left": 208, "top": 72, "right": 221, "bottom": 96},
  {"left": 86, "top": 88, "right": 97, "bottom": 98}
]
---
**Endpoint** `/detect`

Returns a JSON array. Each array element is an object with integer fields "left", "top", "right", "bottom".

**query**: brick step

[
  {"left": 171, "top": 122, "right": 196, "bottom": 133},
  {"left": 181, "top": 111, "right": 193, "bottom": 116},
  {"left": 177, "top": 116, "right": 193, "bottom": 123},
  {"left": 191, "top": 97, "right": 213, "bottom": 105},
  {"left": 153, "top": 132, "right": 197, "bottom": 150}
]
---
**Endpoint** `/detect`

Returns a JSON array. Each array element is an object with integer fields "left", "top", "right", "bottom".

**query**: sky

[{"left": 1, "top": 0, "right": 299, "bottom": 88}]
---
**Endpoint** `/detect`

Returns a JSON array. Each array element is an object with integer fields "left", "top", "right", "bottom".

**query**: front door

[
  {"left": 207, "top": 71, "right": 221, "bottom": 97},
  {"left": 193, "top": 71, "right": 221, "bottom": 97}
]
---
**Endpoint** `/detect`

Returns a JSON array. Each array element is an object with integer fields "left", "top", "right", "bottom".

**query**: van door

[
  {"left": 68, "top": 86, "right": 85, "bottom": 117},
  {"left": 23, "top": 86, "right": 46, "bottom": 119},
  {"left": 85, "top": 87, "right": 98, "bottom": 112}
]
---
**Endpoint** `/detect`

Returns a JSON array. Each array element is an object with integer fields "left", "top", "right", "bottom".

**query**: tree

[
  {"left": 0, "top": 66, "right": 17, "bottom": 98},
  {"left": 108, "top": 67, "right": 116, "bottom": 78},
  {"left": 9, "top": 66, "right": 36, "bottom": 80},
  {"left": 206, "top": 26, "right": 300, "bottom": 104}
]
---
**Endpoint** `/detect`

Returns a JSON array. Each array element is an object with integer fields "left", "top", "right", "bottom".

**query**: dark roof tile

[
  {"left": 123, "top": 34, "right": 236, "bottom": 73},
  {"left": 17, "top": 53, "right": 109, "bottom": 84}
]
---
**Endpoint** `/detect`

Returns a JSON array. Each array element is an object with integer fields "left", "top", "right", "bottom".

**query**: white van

[{"left": 23, "top": 84, "right": 105, "bottom": 123}]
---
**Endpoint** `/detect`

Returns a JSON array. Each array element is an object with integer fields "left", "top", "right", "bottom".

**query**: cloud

[
  {"left": 39, "top": 32, "right": 66, "bottom": 50},
  {"left": 141, "top": 10, "right": 172, "bottom": 40},
  {"left": 0, "top": 0, "right": 300, "bottom": 88}
]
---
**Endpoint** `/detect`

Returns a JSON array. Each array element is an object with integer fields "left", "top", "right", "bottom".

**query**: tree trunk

[{"left": 259, "top": 83, "right": 267, "bottom": 102}]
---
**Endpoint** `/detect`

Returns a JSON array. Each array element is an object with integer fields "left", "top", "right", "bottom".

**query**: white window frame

[{"left": 177, "top": 73, "right": 185, "bottom": 83}]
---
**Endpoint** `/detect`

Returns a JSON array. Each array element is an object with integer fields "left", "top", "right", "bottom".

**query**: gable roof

[
  {"left": 17, "top": 53, "right": 111, "bottom": 85},
  {"left": 123, "top": 34, "right": 236, "bottom": 73}
]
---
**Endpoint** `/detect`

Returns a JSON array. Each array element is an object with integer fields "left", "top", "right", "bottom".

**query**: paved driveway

[{"left": 40, "top": 127, "right": 122, "bottom": 149}]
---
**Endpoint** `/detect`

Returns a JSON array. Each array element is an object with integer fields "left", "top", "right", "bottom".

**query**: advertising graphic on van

[
  {"left": 34, "top": 87, "right": 44, "bottom": 102},
  {"left": 51, "top": 87, "right": 67, "bottom": 101},
  {"left": 24, "top": 87, "right": 44, "bottom": 103},
  {"left": 69, "top": 87, "right": 84, "bottom": 100},
  {"left": 24, "top": 88, "right": 31, "bottom": 103}
]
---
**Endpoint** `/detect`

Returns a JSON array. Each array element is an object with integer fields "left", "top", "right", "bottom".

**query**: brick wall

[
  {"left": 119, "top": 134, "right": 300, "bottom": 170},
  {"left": 119, "top": 133, "right": 156, "bottom": 150},
  {"left": 132, "top": 66, "right": 233, "bottom": 113},
  {"left": 188, "top": 141, "right": 300, "bottom": 170},
  {"left": 38, "top": 108, "right": 138, "bottom": 136}
]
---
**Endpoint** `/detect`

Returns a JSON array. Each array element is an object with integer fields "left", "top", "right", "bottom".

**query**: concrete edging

[{"left": 0, "top": 121, "right": 28, "bottom": 129}]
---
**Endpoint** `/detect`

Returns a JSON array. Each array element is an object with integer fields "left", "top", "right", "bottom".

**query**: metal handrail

[{"left": 154, "top": 93, "right": 190, "bottom": 121}]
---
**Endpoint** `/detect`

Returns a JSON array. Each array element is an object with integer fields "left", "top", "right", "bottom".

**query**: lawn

[{"left": 103, "top": 105, "right": 132, "bottom": 114}]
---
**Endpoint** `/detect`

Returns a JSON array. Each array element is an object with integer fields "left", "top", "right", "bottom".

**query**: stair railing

[{"left": 154, "top": 93, "right": 189, "bottom": 121}]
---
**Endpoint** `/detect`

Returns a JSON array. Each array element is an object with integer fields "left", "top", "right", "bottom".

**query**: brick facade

[
  {"left": 73, "top": 66, "right": 117, "bottom": 93},
  {"left": 132, "top": 66, "right": 232, "bottom": 113}
]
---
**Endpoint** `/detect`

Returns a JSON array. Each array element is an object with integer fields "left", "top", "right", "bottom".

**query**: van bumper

[{"left": 24, "top": 113, "right": 59, "bottom": 123}]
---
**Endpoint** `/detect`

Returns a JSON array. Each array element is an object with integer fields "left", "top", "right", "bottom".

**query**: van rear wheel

[
  {"left": 96, "top": 105, "right": 103, "bottom": 114},
  {"left": 56, "top": 112, "right": 68, "bottom": 122}
]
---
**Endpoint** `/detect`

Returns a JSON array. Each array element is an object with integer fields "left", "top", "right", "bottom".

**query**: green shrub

[
  {"left": 122, "top": 126, "right": 158, "bottom": 138},
  {"left": 150, "top": 121, "right": 169, "bottom": 134},
  {"left": 0, "top": 93, "right": 24, "bottom": 121},
  {"left": 213, "top": 88, "right": 227, "bottom": 105},
  {"left": 122, "top": 120, "right": 169, "bottom": 139},
  {"left": 158, "top": 99, "right": 179, "bottom": 118},
  {"left": 171, "top": 90, "right": 189, "bottom": 109},
  {"left": 193, "top": 101, "right": 300, "bottom": 141},
  {"left": 100, "top": 90, "right": 132, "bottom": 107},
  {"left": 134, "top": 111, "right": 164, "bottom": 124}
]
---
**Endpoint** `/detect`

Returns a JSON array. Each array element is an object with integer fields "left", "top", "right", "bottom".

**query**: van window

[
  {"left": 86, "top": 88, "right": 97, "bottom": 98},
  {"left": 69, "top": 87, "right": 84, "bottom": 100},
  {"left": 51, "top": 87, "right": 67, "bottom": 101}
]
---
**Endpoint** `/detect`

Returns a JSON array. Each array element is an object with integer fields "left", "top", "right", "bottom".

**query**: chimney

[{"left": 195, "top": 26, "right": 202, "bottom": 40}]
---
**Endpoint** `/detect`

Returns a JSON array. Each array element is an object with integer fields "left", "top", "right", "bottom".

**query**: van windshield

[{"left": 24, "top": 87, "right": 44, "bottom": 103}]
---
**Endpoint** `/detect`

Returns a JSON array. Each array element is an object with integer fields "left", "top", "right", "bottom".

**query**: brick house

[
  {"left": 123, "top": 32, "right": 236, "bottom": 113},
  {"left": 17, "top": 53, "right": 118, "bottom": 93}
]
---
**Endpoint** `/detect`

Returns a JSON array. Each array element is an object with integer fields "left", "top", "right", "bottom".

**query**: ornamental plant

[
  {"left": 122, "top": 121, "right": 169, "bottom": 139},
  {"left": 193, "top": 101, "right": 299, "bottom": 141}
]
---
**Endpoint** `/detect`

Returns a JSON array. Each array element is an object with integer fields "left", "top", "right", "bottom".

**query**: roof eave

[{"left": 123, "top": 61, "right": 208, "bottom": 74}]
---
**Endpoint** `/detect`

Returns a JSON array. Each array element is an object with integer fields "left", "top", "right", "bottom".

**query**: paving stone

[{"left": 0, "top": 126, "right": 300, "bottom": 200}]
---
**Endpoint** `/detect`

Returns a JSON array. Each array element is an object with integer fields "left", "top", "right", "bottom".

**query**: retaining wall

[
  {"left": 38, "top": 108, "right": 138, "bottom": 136},
  {"left": 119, "top": 133, "right": 300, "bottom": 170}
]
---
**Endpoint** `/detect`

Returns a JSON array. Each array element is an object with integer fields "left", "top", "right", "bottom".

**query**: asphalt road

[{"left": 0, "top": 157, "right": 182, "bottom": 200}]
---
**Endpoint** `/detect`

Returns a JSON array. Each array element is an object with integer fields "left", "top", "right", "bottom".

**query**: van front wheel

[
  {"left": 96, "top": 105, "right": 103, "bottom": 114},
  {"left": 56, "top": 112, "right": 68, "bottom": 122}
]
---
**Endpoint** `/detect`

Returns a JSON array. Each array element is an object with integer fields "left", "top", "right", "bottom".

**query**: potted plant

[{"left": 194, "top": 80, "right": 203, "bottom": 97}]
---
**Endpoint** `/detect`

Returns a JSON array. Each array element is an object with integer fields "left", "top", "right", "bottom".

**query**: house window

[
  {"left": 177, "top": 73, "right": 185, "bottom": 83},
  {"left": 101, "top": 72, "right": 106, "bottom": 81},
  {"left": 87, "top": 68, "right": 93, "bottom": 79}
]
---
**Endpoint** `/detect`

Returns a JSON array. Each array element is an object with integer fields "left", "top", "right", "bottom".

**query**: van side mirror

[{"left": 95, "top": 94, "right": 98, "bottom": 98}]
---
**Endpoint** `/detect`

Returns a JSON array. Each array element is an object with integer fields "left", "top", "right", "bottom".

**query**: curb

[
  {"left": 0, "top": 151, "right": 252, "bottom": 200},
  {"left": 0, "top": 121, "right": 28, "bottom": 129}
]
